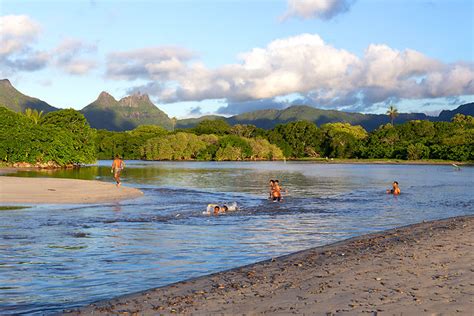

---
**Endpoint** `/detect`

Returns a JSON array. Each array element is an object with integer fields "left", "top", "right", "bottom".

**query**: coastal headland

[
  {"left": 64, "top": 215, "right": 473, "bottom": 315},
  {"left": 0, "top": 176, "right": 143, "bottom": 204}
]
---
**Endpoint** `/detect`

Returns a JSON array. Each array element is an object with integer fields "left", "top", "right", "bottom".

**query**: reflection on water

[{"left": 1, "top": 161, "right": 473, "bottom": 315}]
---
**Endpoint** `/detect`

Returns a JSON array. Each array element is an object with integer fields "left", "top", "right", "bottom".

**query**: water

[{"left": 0, "top": 161, "right": 472, "bottom": 315}]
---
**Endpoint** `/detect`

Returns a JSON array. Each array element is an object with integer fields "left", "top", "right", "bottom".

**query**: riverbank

[
  {"left": 0, "top": 176, "right": 143, "bottom": 204},
  {"left": 291, "top": 158, "right": 472, "bottom": 165},
  {"left": 64, "top": 215, "right": 473, "bottom": 315}
]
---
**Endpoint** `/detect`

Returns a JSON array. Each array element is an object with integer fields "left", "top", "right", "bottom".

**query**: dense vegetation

[
  {"left": 1, "top": 104, "right": 473, "bottom": 166},
  {"left": 0, "top": 107, "right": 95, "bottom": 166},
  {"left": 94, "top": 115, "right": 474, "bottom": 162}
]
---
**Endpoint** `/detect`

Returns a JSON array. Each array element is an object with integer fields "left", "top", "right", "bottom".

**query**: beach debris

[{"left": 375, "top": 277, "right": 382, "bottom": 281}]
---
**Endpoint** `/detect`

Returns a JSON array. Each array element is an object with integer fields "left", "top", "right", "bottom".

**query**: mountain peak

[
  {"left": 94, "top": 91, "right": 118, "bottom": 107},
  {"left": 119, "top": 93, "right": 153, "bottom": 108},
  {"left": 0, "top": 78, "right": 58, "bottom": 113},
  {"left": 0, "top": 79, "right": 13, "bottom": 88}
]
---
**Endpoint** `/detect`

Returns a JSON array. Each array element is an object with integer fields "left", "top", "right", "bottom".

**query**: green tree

[
  {"left": 268, "top": 121, "right": 322, "bottom": 158},
  {"left": 192, "top": 119, "right": 230, "bottom": 135},
  {"left": 217, "top": 135, "right": 252, "bottom": 159},
  {"left": 321, "top": 123, "right": 368, "bottom": 158},
  {"left": 386, "top": 105, "right": 399, "bottom": 125},
  {"left": 41, "top": 109, "right": 96, "bottom": 164},
  {"left": 24, "top": 108, "right": 44, "bottom": 124}
]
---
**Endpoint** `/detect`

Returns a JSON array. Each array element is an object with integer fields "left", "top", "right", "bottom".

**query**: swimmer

[
  {"left": 272, "top": 180, "right": 283, "bottom": 202},
  {"left": 268, "top": 179, "right": 275, "bottom": 199},
  {"left": 204, "top": 202, "right": 238, "bottom": 215},
  {"left": 386, "top": 181, "right": 401, "bottom": 195}
]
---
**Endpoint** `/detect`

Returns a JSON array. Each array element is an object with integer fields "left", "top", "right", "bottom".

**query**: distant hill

[
  {"left": 0, "top": 79, "right": 58, "bottom": 113},
  {"left": 176, "top": 115, "right": 226, "bottom": 129},
  {"left": 175, "top": 103, "right": 474, "bottom": 131},
  {"left": 81, "top": 92, "right": 173, "bottom": 131},
  {"left": 437, "top": 102, "right": 474, "bottom": 121},
  {"left": 226, "top": 105, "right": 432, "bottom": 131}
]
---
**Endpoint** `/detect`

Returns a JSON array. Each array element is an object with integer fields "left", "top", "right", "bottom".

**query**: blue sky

[{"left": 1, "top": 0, "right": 473, "bottom": 118}]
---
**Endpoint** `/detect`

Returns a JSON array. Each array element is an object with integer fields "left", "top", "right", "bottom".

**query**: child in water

[
  {"left": 269, "top": 180, "right": 275, "bottom": 199},
  {"left": 206, "top": 203, "right": 235, "bottom": 215},
  {"left": 387, "top": 181, "right": 401, "bottom": 195},
  {"left": 271, "top": 180, "right": 284, "bottom": 202}
]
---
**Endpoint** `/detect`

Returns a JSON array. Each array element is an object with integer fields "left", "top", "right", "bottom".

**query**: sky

[{"left": 1, "top": 0, "right": 473, "bottom": 118}]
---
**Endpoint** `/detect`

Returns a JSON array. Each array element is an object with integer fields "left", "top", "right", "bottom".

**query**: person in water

[
  {"left": 387, "top": 181, "right": 401, "bottom": 195},
  {"left": 269, "top": 179, "right": 275, "bottom": 199},
  {"left": 111, "top": 155, "right": 125, "bottom": 187},
  {"left": 213, "top": 205, "right": 228, "bottom": 215},
  {"left": 272, "top": 180, "right": 283, "bottom": 202}
]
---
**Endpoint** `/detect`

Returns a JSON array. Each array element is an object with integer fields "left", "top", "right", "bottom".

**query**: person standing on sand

[{"left": 111, "top": 155, "right": 125, "bottom": 187}]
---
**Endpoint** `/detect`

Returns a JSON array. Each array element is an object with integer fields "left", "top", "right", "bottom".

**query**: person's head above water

[
  {"left": 213, "top": 205, "right": 220, "bottom": 214},
  {"left": 275, "top": 180, "right": 279, "bottom": 184},
  {"left": 393, "top": 181, "right": 399, "bottom": 186},
  {"left": 269, "top": 179, "right": 275, "bottom": 184}
]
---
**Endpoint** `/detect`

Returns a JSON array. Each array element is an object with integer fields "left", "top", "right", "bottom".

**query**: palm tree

[
  {"left": 24, "top": 108, "right": 44, "bottom": 124},
  {"left": 171, "top": 117, "right": 177, "bottom": 131},
  {"left": 386, "top": 105, "right": 398, "bottom": 125}
]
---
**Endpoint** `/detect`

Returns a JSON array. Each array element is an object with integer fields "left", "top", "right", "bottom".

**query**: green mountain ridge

[
  {"left": 0, "top": 78, "right": 472, "bottom": 132},
  {"left": 225, "top": 105, "right": 435, "bottom": 131},
  {"left": 80, "top": 91, "right": 173, "bottom": 131},
  {"left": 0, "top": 79, "right": 58, "bottom": 113}
]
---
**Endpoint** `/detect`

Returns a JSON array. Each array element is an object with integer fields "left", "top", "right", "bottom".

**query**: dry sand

[
  {"left": 63, "top": 215, "right": 473, "bottom": 315},
  {"left": 0, "top": 176, "right": 143, "bottom": 204}
]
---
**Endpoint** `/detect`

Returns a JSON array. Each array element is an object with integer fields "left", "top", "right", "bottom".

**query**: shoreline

[
  {"left": 64, "top": 215, "right": 473, "bottom": 315},
  {"left": 0, "top": 176, "right": 143, "bottom": 204}
]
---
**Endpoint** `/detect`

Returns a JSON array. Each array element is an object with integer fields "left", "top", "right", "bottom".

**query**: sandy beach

[
  {"left": 0, "top": 176, "right": 143, "bottom": 204},
  {"left": 64, "top": 215, "right": 473, "bottom": 315}
]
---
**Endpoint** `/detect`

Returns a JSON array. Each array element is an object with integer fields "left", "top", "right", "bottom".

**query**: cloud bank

[
  {"left": 109, "top": 33, "right": 474, "bottom": 114},
  {"left": 281, "top": 0, "right": 356, "bottom": 21},
  {"left": 0, "top": 15, "right": 97, "bottom": 76}
]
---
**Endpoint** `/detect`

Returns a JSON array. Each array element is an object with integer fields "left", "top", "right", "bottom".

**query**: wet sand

[
  {"left": 64, "top": 215, "right": 473, "bottom": 315},
  {"left": 0, "top": 176, "right": 143, "bottom": 204}
]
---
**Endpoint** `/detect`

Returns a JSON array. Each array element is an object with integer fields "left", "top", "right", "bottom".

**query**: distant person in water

[
  {"left": 386, "top": 181, "right": 400, "bottom": 195},
  {"left": 111, "top": 155, "right": 125, "bottom": 187},
  {"left": 272, "top": 180, "right": 283, "bottom": 202},
  {"left": 269, "top": 180, "right": 275, "bottom": 199},
  {"left": 213, "top": 205, "right": 228, "bottom": 215}
]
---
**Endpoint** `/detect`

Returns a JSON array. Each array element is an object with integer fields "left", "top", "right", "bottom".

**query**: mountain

[
  {"left": 176, "top": 115, "right": 226, "bottom": 129},
  {"left": 437, "top": 102, "right": 474, "bottom": 121},
  {"left": 0, "top": 79, "right": 58, "bottom": 113},
  {"left": 81, "top": 92, "right": 173, "bottom": 131},
  {"left": 226, "top": 105, "right": 432, "bottom": 131},
  {"left": 1, "top": 78, "right": 472, "bottom": 132},
  {"left": 176, "top": 103, "right": 473, "bottom": 131}
]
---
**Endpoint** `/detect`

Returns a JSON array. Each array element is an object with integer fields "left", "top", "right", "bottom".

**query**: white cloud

[
  {"left": 53, "top": 38, "right": 98, "bottom": 75},
  {"left": 281, "top": 0, "right": 356, "bottom": 21},
  {"left": 111, "top": 33, "right": 474, "bottom": 114},
  {"left": 0, "top": 15, "right": 41, "bottom": 56},
  {"left": 106, "top": 46, "right": 194, "bottom": 80},
  {"left": 0, "top": 15, "right": 47, "bottom": 75}
]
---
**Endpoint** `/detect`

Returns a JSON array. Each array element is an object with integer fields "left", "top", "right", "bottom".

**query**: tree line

[{"left": 0, "top": 105, "right": 473, "bottom": 166}]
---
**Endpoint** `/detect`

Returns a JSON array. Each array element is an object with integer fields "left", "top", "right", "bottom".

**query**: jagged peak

[
  {"left": 93, "top": 91, "right": 118, "bottom": 105},
  {"left": 119, "top": 92, "right": 154, "bottom": 107},
  {"left": 0, "top": 78, "right": 13, "bottom": 87}
]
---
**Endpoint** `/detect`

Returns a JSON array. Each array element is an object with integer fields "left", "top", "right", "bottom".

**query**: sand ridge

[
  {"left": 64, "top": 216, "right": 473, "bottom": 315},
  {"left": 0, "top": 176, "right": 143, "bottom": 204}
]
